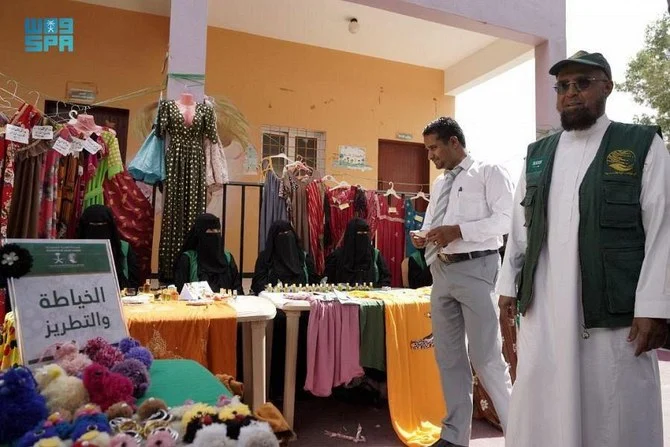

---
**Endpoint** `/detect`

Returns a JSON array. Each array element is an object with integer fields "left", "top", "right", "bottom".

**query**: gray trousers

[{"left": 430, "top": 254, "right": 512, "bottom": 446}]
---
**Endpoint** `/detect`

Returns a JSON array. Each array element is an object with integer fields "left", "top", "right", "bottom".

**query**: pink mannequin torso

[
  {"left": 176, "top": 93, "right": 196, "bottom": 127},
  {"left": 67, "top": 113, "right": 105, "bottom": 137}
]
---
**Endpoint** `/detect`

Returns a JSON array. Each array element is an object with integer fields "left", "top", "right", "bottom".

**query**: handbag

[{"left": 128, "top": 117, "right": 166, "bottom": 185}]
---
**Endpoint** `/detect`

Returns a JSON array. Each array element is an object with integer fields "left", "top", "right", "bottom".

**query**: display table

[
  {"left": 139, "top": 359, "right": 232, "bottom": 407},
  {"left": 260, "top": 293, "right": 310, "bottom": 426},
  {"left": 123, "top": 296, "right": 276, "bottom": 410}
]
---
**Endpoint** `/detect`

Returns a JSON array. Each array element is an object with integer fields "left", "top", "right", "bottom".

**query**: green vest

[
  {"left": 518, "top": 122, "right": 660, "bottom": 329},
  {"left": 184, "top": 250, "right": 232, "bottom": 283},
  {"left": 120, "top": 240, "right": 129, "bottom": 280}
]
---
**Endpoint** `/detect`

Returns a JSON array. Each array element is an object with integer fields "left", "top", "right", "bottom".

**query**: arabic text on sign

[
  {"left": 45, "top": 311, "right": 112, "bottom": 339},
  {"left": 70, "top": 137, "right": 85, "bottom": 153},
  {"left": 83, "top": 137, "right": 102, "bottom": 154},
  {"left": 52, "top": 137, "right": 72, "bottom": 155},
  {"left": 39, "top": 286, "right": 107, "bottom": 310},
  {"left": 32, "top": 126, "right": 54, "bottom": 140},
  {"left": 5, "top": 124, "right": 30, "bottom": 144}
]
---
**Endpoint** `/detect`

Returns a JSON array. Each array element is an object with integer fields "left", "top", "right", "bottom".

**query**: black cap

[{"left": 549, "top": 51, "right": 612, "bottom": 79}]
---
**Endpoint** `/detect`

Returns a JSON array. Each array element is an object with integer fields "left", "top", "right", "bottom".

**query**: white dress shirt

[{"left": 421, "top": 155, "right": 515, "bottom": 254}]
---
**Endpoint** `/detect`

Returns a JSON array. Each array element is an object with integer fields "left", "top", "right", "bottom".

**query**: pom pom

[
  {"left": 125, "top": 346, "right": 153, "bottom": 370},
  {"left": 83, "top": 337, "right": 111, "bottom": 359},
  {"left": 110, "top": 359, "right": 150, "bottom": 398},
  {"left": 70, "top": 413, "right": 111, "bottom": 441},
  {"left": 74, "top": 403, "right": 102, "bottom": 419},
  {"left": 191, "top": 424, "right": 233, "bottom": 447},
  {"left": 53, "top": 341, "right": 92, "bottom": 376},
  {"left": 0, "top": 366, "right": 49, "bottom": 444},
  {"left": 145, "top": 430, "right": 177, "bottom": 447},
  {"left": 82, "top": 364, "right": 135, "bottom": 411},
  {"left": 137, "top": 398, "right": 168, "bottom": 421},
  {"left": 118, "top": 337, "right": 140, "bottom": 354},
  {"left": 91, "top": 345, "right": 125, "bottom": 369},
  {"left": 106, "top": 402, "right": 134, "bottom": 420},
  {"left": 110, "top": 433, "right": 139, "bottom": 447},
  {"left": 237, "top": 420, "right": 279, "bottom": 447}
]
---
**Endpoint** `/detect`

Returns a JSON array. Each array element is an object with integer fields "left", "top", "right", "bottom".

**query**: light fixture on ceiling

[{"left": 348, "top": 18, "right": 359, "bottom": 34}]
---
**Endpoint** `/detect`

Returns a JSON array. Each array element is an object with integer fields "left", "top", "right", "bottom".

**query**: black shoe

[{"left": 429, "top": 440, "right": 466, "bottom": 447}]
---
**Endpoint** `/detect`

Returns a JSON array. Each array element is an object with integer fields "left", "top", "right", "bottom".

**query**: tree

[{"left": 621, "top": 15, "right": 670, "bottom": 143}]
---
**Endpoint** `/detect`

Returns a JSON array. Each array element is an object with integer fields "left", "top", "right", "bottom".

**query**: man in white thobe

[{"left": 497, "top": 51, "right": 670, "bottom": 447}]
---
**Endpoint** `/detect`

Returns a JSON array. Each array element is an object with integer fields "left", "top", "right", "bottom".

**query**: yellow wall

[
  {"left": 2, "top": 1, "right": 455, "bottom": 275},
  {"left": 205, "top": 29, "right": 453, "bottom": 272},
  {"left": 0, "top": 1, "right": 169, "bottom": 154}
]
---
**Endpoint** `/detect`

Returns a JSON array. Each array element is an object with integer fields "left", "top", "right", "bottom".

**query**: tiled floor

[{"left": 290, "top": 349, "right": 670, "bottom": 446}]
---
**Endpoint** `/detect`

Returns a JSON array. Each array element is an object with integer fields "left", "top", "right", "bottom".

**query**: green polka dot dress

[{"left": 156, "top": 100, "right": 218, "bottom": 281}]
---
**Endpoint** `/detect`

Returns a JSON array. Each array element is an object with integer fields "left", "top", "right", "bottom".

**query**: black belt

[{"left": 437, "top": 249, "right": 498, "bottom": 265}]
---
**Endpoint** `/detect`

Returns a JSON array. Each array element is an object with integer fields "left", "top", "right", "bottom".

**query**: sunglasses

[{"left": 553, "top": 77, "right": 609, "bottom": 94}]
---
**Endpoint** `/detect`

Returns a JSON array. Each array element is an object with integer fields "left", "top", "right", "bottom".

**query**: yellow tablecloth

[{"left": 123, "top": 301, "right": 237, "bottom": 377}]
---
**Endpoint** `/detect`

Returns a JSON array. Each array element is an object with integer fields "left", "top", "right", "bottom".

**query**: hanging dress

[
  {"left": 156, "top": 100, "right": 219, "bottom": 281},
  {"left": 404, "top": 198, "right": 426, "bottom": 258},
  {"left": 377, "top": 195, "right": 405, "bottom": 287},
  {"left": 259, "top": 170, "right": 288, "bottom": 251},
  {"left": 1, "top": 103, "right": 41, "bottom": 237}
]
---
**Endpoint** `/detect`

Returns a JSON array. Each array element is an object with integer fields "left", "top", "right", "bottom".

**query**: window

[
  {"left": 262, "top": 132, "right": 288, "bottom": 173},
  {"left": 295, "top": 137, "right": 318, "bottom": 168},
  {"left": 261, "top": 126, "right": 326, "bottom": 173}
]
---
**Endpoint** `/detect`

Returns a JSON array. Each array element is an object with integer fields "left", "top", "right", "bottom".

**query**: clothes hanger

[
  {"left": 6, "top": 79, "right": 19, "bottom": 98},
  {"left": 384, "top": 182, "right": 401, "bottom": 199},
  {"left": 321, "top": 174, "right": 339, "bottom": 185},
  {"left": 45, "top": 101, "right": 71, "bottom": 123},
  {"left": 329, "top": 180, "right": 351, "bottom": 191},
  {"left": 410, "top": 186, "right": 430, "bottom": 203},
  {"left": 27, "top": 90, "right": 40, "bottom": 107},
  {"left": 0, "top": 94, "right": 13, "bottom": 110}
]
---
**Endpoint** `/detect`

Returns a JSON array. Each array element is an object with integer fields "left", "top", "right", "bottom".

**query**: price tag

[
  {"left": 32, "top": 126, "right": 54, "bottom": 140},
  {"left": 414, "top": 215, "right": 424, "bottom": 222},
  {"left": 338, "top": 203, "right": 350, "bottom": 210},
  {"left": 5, "top": 124, "right": 29, "bottom": 144},
  {"left": 389, "top": 206, "right": 397, "bottom": 214},
  {"left": 83, "top": 137, "right": 102, "bottom": 154},
  {"left": 70, "top": 137, "right": 85, "bottom": 153},
  {"left": 52, "top": 137, "right": 72, "bottom": 156}
]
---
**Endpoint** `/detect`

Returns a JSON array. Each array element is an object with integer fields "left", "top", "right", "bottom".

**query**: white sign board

[{"left": 7, "top": 239, "right": 128, "bottom": 366}]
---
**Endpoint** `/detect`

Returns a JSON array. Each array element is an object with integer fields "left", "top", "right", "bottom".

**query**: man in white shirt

[
  {"left": 412, "top": 117, "right": 514, "bottom": 447},
  {"left": 497, "top": 51, "right": 670, "bottom": 447}
]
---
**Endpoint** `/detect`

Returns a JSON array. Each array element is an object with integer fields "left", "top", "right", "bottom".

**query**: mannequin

[{"left": 176, "top": 92, "right": 196, "bottom": 126}]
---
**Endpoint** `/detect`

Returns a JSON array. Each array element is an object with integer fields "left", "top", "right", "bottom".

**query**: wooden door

[
  {"left": 44, "top": 101, "right": 130, "bottom": 162},
  {"left": 377, "top": 139, "right": 430, "bottom": 211}
]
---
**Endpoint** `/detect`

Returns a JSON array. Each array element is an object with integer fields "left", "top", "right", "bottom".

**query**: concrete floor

[{"left": 289, "top": 349, "right": 670, "bottom": 446}]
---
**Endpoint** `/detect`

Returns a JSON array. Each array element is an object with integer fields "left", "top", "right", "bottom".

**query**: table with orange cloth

[
  {"left": 123, "top": 300, "right": 237, "bottom": 376},
  {"left": 122, "top": 296, "right": 276, "bottom": 411}
]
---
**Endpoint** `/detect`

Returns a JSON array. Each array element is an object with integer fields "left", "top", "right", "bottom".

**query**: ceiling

[{"left": 76, "top": 0, "right": 498, "bottom": 70}]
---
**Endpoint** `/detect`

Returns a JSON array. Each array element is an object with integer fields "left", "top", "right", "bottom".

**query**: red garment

[
  {"left": 306, "top": 180, "right": 326, "bottom": 275},
  {"left": 325, "top": 186, "right": 356, "bottom": 255},
  {"left": 100, "top": 129, "right": 153, "bottom": 281},
  {"left": 38, "top": 149, "right": 61, "bottom": 239},
  {"left": 364, "top": 190, "right": 380, "bottom": 242},
  {"left": 103, "top": 171, "right": 154, "bottom": 281},
  {"left": 1, "top": 104, "right": 41, "bottom": 237},
  {"left": 377, "top": 195, "right": 406, "bottom": 287}
]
